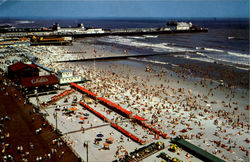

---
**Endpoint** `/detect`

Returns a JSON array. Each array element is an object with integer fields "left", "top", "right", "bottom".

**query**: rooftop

[{"left": 9, "top": 62, "right": 38, "bottom": 72}]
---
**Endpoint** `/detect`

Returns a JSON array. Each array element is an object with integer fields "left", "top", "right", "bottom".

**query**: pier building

[{"left": 56, "top": 70, "right": 83, "bottom": 84}]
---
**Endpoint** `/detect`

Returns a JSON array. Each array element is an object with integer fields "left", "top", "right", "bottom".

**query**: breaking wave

[
  {"left": 227, "top": 36, "right": 248, "bottom": 40},
  {"left": 188, "top": 57, "right": 216, "bottom": 63},
  {"left": 204, "top": 48, "right": 224, "bottom": 53},
  {"left": 130, "top": 57, "right": 169, "bottom": 65},
  {"left": 15, "top": 20, "right": 35, "bottom": 24},
  {"left": 101, "top": 36, "right": 194, "bottom": 53},
  {"left": 126, "top": 36, "right": 145, "bottom": 39},
  {"left": 143, "top": 35, "right": 158, "bottom": 38},
  {"left": 227, "top": 51, "right": 250, "bottom": 59}
]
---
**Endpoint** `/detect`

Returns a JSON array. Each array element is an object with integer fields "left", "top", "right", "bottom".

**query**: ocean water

[
  {"left": 95, "top": 19, "right": 250, "bottom": 69},
  {"left": 0, "top": 18, "right": 249, "bottom": 69}
]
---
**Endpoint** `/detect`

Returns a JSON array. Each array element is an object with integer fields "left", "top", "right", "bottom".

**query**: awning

[{"left": 132, "top": 115, "right": 147, "bottom": 122}]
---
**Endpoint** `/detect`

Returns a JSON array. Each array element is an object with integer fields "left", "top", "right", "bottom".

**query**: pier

[
  {"left": 0, "top": 22, "right": 208, "bottom": 38},
  {"left": 1, "top": 28, "right": 208, "bottom": 38}
]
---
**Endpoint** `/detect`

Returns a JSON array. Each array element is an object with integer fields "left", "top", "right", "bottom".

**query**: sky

[{"left": 0, "top": 0, "right": 249, "bottom": 19}]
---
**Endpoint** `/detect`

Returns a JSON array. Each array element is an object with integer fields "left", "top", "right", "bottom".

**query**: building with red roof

[
  {"left": 7, "top": 62, "right": 59, "bottom": 96},
  {"left": 8, "top": 62, "right": 39, "bottom": 82}
]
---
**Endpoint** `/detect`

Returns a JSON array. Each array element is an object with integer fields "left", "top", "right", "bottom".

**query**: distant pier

[{"left": 0, "top": 22, "right": 208, "bottom": 38}]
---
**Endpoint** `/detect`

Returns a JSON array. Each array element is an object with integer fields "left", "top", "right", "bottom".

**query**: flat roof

[
  {"left": 9, "top": 62, "right": 38, "bottom": 72},
  {"left": 58, "top": 70, "right": 72, "bottom": 73},
  {"left": 172, "top": 137, "right": 225, "bottom": 162}
]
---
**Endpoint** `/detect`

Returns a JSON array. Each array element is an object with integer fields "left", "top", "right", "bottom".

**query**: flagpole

[{"left": 84, "top": 141, "right": 89, "bottom": 162}]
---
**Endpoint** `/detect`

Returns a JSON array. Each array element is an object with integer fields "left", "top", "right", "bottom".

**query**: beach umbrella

[
  {"left": 70, "top": 107, "right": 77, "bottom": 111},
  {"left": 107, "top": 137, "right": 114, "bottom": 141},
  {"left": 84, "top": 113, "right": 89, "bottom": 116},
  {"left": 103, "top": 142, "right": 109, "bottom": 149},
  {"left": 96, "top": 133, "right": 104, "bottom": 138},
  {"left": 106, "top": 137, "right": 114, "bottom": 144},
  {"left": 96, "top": 138, "right": 102, "bottom": 141},
  {"left": 104, "top": 142, "right": 109, "bottom": 146}
]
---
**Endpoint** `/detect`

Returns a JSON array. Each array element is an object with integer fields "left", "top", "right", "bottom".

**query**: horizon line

[{"left": 0, "top": 16, "right": 249, "bottom": 20}]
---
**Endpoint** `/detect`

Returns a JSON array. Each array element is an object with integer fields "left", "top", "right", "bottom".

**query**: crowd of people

[{"left": 1, "top": 39, "right": 248, "bottom": 161}]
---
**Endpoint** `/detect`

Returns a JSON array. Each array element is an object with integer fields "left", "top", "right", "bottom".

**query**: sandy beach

[{"left": 1, "top": 38, "right": 249, "bottom": 162}]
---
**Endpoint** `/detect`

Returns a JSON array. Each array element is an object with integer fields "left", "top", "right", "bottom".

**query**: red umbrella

[
  {"left": 106, "top": 137, "right": 114, "bottom": 144},
  {"left": 106, "top": 137, "right": 114, "bottom": 142},
  {"left": 70, "top": 107, "right": 77, "bottom": 111},
  {"left": 104, "top": 142, "right": 109, "bottom": 147}
]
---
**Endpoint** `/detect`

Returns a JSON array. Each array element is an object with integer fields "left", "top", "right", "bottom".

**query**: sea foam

[
  {"left": 101, "top": 36, "right": 194, "bottom": 53},
  {"left": 227, "top": 51, "right": 250, "bottom": 59},
  {"left": 204, "top": 48, "right": 225, "bottom": 53}
]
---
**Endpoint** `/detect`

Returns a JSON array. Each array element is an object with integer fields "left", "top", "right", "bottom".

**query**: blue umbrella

[{"left": 96, "top": 133, "right": 104, "bottom": 138}]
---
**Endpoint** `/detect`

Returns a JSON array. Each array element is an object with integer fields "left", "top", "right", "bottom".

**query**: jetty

[{"left": 55, "top": 51, "right": 192, "bottom": 63}]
